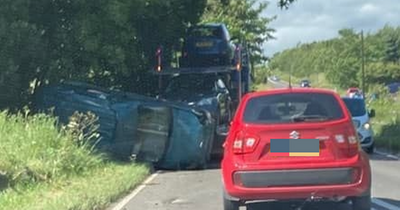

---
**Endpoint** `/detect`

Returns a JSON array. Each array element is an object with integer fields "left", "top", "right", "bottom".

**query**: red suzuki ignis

[{"left": 221, "top": 88, "right": 371, "bottom": 210}]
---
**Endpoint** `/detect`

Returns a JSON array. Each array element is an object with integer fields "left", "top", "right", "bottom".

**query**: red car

[
  {"left": 221, "top": 88, "right": 371, "bottom": 210},
  {"left": 347, "top": 87, "right": 363, "bottom": 98}
]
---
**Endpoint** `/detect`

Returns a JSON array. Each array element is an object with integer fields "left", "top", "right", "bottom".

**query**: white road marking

[
  {"left": 111, "top": 171, "right": 161, "bottom": 210},
  {"left": 375, "top": 150, "right": 400, "bottom": 160},
  {"left": 372, "top": 198, "right": 400, "bottom": 210}
]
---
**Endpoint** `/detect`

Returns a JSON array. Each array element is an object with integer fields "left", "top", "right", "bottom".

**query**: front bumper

[{"left": 357, "top": 129, "right": 374, "bottom": 148}]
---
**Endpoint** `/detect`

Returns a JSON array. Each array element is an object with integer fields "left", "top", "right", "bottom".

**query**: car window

[
  {"left": 164, "top": 75, "right": 216, "bottom": 97},
  {"left": 342, "top": 98, "right": 367, "bottom": 117},
  {"left": 243, "top": 93, "right": 344, "bottom": 124},
  {"left": 188, "top": 26, "right": 223, "bottom": 38}
]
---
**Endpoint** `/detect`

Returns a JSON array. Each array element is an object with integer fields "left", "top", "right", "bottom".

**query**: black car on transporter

[{"left": 159, "top": 73, "right": 233, "bottom": 126}]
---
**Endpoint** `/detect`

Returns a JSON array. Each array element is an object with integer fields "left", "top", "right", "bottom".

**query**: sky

[{"left": 262, "top": 0, "right": 400, "bottom": 57}]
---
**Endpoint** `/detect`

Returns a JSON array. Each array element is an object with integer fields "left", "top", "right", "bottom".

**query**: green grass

[
  {"left": 369, "top": 99, "right": 400, "bottom": 153},
  {"left": 0, "top": 111, "right": 150, "bottom": 210},
  {"left": 0, "top": 163, "right": 149, "bottom": 210}
]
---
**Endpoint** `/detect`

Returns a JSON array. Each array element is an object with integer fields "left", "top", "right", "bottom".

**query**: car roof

[{"left": 245, "top": 88, "right": 339, "bottom": 99}]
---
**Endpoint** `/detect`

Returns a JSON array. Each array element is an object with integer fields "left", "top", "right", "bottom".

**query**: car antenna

[{"left": 288, "top": 74, "right": 292, "bottom": 89}]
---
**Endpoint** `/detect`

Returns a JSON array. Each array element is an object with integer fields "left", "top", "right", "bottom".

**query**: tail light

[
  {"left": 232, "top": 131, "right": 260, "bottom": 154},
  {"left": 333, "top": 123, "right": 360, "bottom": 157}
]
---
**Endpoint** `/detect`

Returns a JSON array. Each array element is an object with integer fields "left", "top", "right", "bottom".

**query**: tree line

[
  {"left": 269, "top": 25, "right": 400, "bottom": 91},
  {"left": 1, "top": 0, "right": 296, "bottom": 109}
]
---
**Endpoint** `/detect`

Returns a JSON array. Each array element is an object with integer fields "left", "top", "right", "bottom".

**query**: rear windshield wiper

[{"left": 291, "top": 115, "right": 332, "bottom": 122}]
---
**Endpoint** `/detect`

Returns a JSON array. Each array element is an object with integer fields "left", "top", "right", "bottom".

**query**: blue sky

[{"left": 262, "top": 0, "right": 400, "bottom": 56}]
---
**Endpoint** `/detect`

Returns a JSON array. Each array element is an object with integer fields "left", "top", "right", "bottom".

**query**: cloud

[
  {"left": 359, "top": 3, "right": 379, "bottom": 14},
  {"left": 262, "top": 0, "right": 400, "bottom": 56}
]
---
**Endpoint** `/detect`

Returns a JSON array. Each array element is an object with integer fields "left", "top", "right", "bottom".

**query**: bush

[{"left": 0, "top": 111, "right": 104, "bottom": 186}]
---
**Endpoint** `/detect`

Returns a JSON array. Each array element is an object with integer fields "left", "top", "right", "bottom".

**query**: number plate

[{"left": 195, "top": 41, "right": 213, "bottom": 47}]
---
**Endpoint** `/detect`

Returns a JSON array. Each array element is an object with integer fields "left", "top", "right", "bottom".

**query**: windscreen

[
  {"left": 164, "top": 75, "right": 216, "bottom": 97},
  {"left": 243, "top": 93, "right": 344, "bottom": 124},
  {"left": 342, "top": 98, "right": 367, "bottom": 117}
]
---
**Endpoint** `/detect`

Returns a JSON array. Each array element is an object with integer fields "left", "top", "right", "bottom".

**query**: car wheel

[
  {"left": 223, "top": 196, "right": 240, "bottom": 210},
  {"left": 366, "top": 143, "right": 375, "bottom": 154},
  {"left": 351, "top": 195, "right": 371, "bottom": 210}
]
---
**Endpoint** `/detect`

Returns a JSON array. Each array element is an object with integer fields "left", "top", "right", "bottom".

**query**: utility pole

[{"left": 361, "top": 30, "right": 366, "bottom": 98}]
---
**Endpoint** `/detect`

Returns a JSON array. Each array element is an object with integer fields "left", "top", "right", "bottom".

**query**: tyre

[
  {"left": 223, "top": 196, "right": 240, "bottom": 210},
  {"left": 351, "top": 195, "right": 371, "bottom": 210},
  {"left": 366, "top": 143, "right": 375, "bottom": 154}
]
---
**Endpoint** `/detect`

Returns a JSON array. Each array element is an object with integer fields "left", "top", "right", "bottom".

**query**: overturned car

[{"left": 33, "top": 81, "right": 216, "bottom": 169}]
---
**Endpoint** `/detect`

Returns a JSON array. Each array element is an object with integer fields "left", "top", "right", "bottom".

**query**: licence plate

[
  {"left": 269, "top": 139, "right": 320, "bottom": 157},
  {"left": 195, "top": 41, "right": 213, "bottom": 47}
]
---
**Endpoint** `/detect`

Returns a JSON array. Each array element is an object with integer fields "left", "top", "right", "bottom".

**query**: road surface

[
  {"left": 108, "top": 78, "right": 400, "bottom": 210},
  {"left": 109, "top": 153, "right": 400, "bottom": 210}
]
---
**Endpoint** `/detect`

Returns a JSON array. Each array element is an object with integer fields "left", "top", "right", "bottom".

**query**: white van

[{"left": 342, "top": 97, "right": 376, "bottom": 153}]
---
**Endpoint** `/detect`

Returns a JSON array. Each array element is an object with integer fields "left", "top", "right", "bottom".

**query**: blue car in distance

[{"left": 180, "top": 23, "right": 236, "bottom": 68}]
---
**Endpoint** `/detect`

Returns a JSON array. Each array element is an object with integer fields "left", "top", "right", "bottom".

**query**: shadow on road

[
  {"left": 369, "top": 153, "right": 399, "bottom": 161},
  {"left": 247, "top": 200, "right": 351, "bottom": 210},
  {"left": 373, "top": 197, "right": 400, "bottom": 209}
]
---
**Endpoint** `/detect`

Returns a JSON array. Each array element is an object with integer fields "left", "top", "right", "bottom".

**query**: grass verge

[
  {"left": 0, "top": 163, "right": 149, "bottom": 210},
  {"left": 369, "top": 100, "right": 400, "bottom": 153},
  {"left": 0, "top": 111, "right": 150, "bottom": 210}
]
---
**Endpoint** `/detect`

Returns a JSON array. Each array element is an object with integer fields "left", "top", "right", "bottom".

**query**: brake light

[
  {"left": 232, "top": 132, "right": 260, "bottom": 154},
  {"left": 333, "top": 125, "right": 360, "bottom": 157},
  {"left": 346, "top": 125, "right": 360, "bottom": 156},
  {"left": 335, "top": 135, "right": 345, "bottom": 143}
]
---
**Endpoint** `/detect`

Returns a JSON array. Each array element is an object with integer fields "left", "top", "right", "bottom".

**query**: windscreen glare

[
  {"left": 243, "top": 93, "right": 344, "bottom": 124},
  {"left": 342, "top": 98, "right": 367, "bottom": 117}
]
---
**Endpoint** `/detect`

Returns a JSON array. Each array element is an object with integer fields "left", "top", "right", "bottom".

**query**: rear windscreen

[
  {"left": 243, "top": 93, "right": 344, "bottom": 124},
  {"left": 188, "top": 26, "right": 222, "bottom": 38}
]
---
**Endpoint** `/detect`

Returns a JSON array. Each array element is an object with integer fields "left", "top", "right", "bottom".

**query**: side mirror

[{"left": 369, "top": 109, "right": 375, "bottom": 118}]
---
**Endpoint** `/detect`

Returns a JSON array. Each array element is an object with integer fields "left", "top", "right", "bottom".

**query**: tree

[
  {"left": 269, "top": 25, "right": 400, "bottom": 90},
  {"left": 384, "top": 37, "right": 399, "bottom": 63},
  {"left": 201, "top": 0, "right": 276, "bottom": 65},
  {"left": 278, "top": 0, "right": 297, "bottom": 9}
]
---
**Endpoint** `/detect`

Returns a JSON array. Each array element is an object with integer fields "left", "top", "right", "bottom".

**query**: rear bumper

[
  {"left": 222, "top": 154, "right": 371, "bottom": 201},
  {"left": 236, "top": 168, "right": 354, "bottom": 188}
]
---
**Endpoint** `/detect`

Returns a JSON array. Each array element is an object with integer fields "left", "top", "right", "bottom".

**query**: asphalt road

[
  {"left": 108, "top": 78, "right": 400, "bottom": 210},
  {"left": 110, "top": 153, "right": 400, "bottom": 210}
]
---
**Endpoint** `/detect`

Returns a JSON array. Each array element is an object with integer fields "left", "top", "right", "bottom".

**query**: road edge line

[
  {"left": 375, "top": 150, "right": 400, "bottom": 160},
  {"left": 372, "top": 198, "right": 400, "bottom": 210},
  {"left": 111, "top": 171, "right": 161, "bottom": 210}
]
